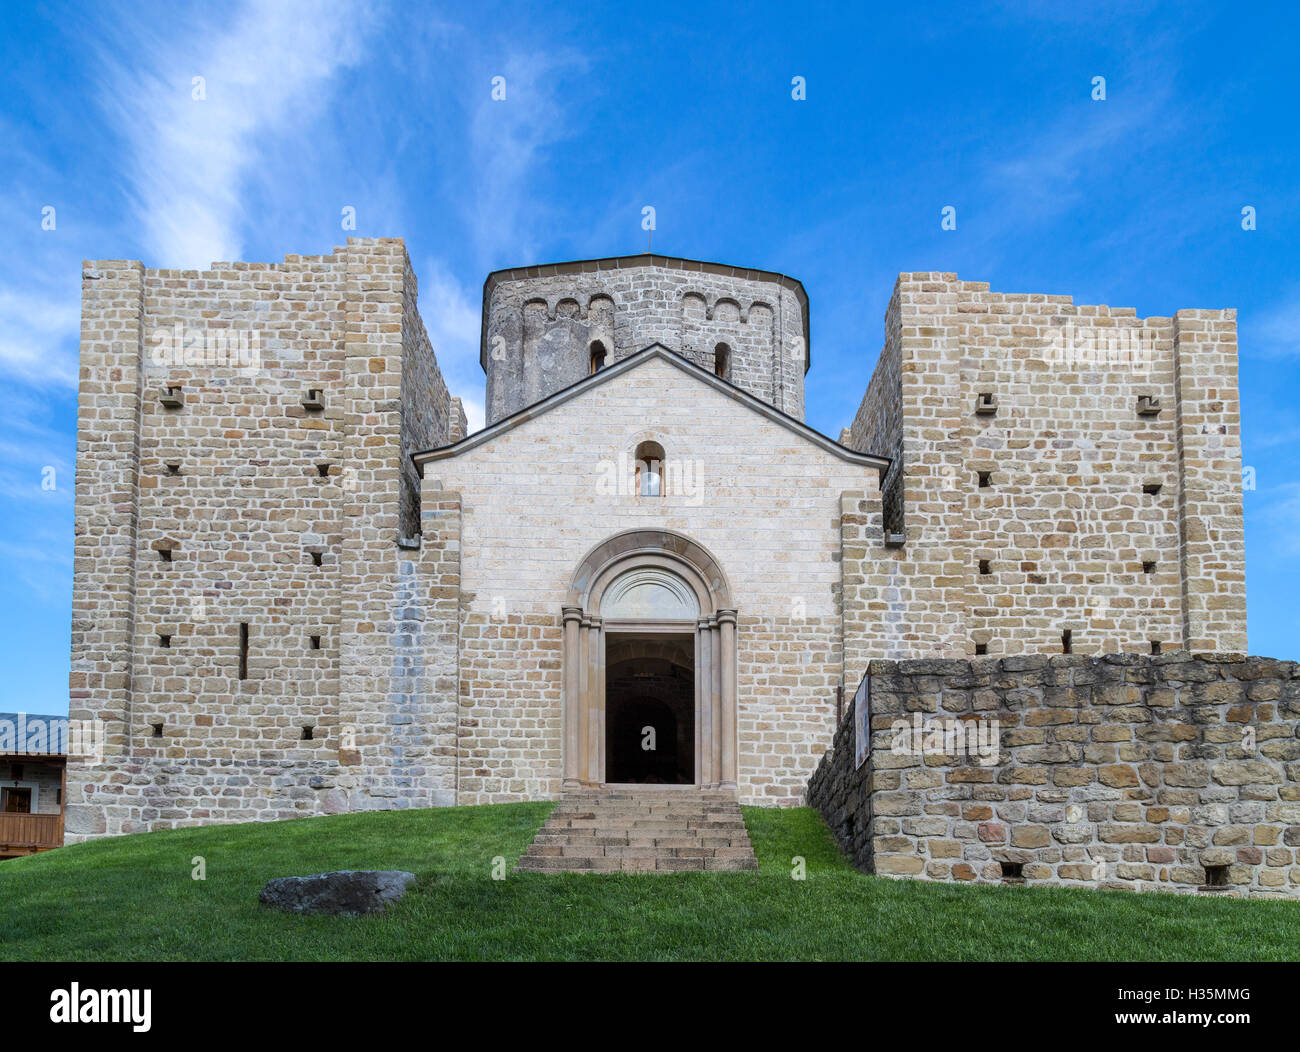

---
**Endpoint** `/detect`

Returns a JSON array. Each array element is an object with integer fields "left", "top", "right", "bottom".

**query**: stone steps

[{"left": 516, "top": 788, "right": 759, "bottom": 874}]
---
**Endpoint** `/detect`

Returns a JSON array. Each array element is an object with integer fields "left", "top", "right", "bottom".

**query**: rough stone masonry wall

[
  {"left": 849, "top": 282, "right": 903, "bottom": 535},
  {"left": 807, "top": 653, "right": 1300, "bottom": 898},
  {"left": 483, "top": 258, "right": 808, "bottom": 424},
  {"left": 842, "top": 273, "right": 1245, "bottom": 661},
  {"left": 67, "top": 238, "right": 454, "bottom": 840}
]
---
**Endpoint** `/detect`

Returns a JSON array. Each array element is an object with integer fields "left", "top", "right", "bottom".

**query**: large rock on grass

[{"left": 259, "top": 870, "right": 416, "bottom": 916}]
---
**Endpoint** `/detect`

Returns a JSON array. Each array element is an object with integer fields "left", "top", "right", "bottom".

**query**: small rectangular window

[
  {"left": 978, "top": 471, "right": 992, "bottom": 488},
  {"left": 1061, "top": 629, "right": 1073, "bottom": 654}
]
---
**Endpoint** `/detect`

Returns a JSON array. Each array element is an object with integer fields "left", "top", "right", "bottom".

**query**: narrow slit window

[
  {"left": 309, "top": 635, "right": 321, "bottom": 651},
  {"left": 1061, "top": 629, "right": 1073, "bottom": 654},
  {"left": 714, "top": 343, "right": 731, "bottom": 379},
  {"left": 238, "top": 622, "right": 249, "bottom": 680},
  {"left": 309, "top": 550, "right": 323, "bottom": 567},
  {"left": 301, "top": 726, "right": 314, "bottom": 741},
  {"left": 151, "top": 721, "right": 164, "bottom": 739}
]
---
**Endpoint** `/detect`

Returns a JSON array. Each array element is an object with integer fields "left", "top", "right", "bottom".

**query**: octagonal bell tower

[{"left": 480, "top": 254, "right": 811, "bottom": 425}]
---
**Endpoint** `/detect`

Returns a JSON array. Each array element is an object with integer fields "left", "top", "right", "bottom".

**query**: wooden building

[{"left": 0, "top": 713, "right": 66, "bottom": 859}]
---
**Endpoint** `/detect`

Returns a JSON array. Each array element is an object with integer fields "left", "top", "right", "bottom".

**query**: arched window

[
  {"left": 714, "top": 343, "right": 730, "bottom": 379},
  {"left": 590, "top": 340, "right": 607, "bottom": 374},
  {"left": 635, "top": 440, "right": 664, "bottom": 498}
]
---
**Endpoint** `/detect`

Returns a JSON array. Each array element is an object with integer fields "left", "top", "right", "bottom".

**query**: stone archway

[{"left": 562, "top": 529, "right": 737, "bottom": 790}]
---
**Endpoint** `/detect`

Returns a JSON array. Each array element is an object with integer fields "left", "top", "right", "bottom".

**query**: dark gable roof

[
  {"left": 479, "top": 253, "right": 812, "bottom": 372},
  {"left": 412, "top": 344, "right": 890, "bottom": 475}
]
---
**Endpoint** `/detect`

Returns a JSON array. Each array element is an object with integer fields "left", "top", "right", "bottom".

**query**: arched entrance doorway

[
  {"left": 605, "top": 637, "right": 695, "bottom": 784},
  {"left": 562, "top": 530, "right": 737, "bottom": 789}
]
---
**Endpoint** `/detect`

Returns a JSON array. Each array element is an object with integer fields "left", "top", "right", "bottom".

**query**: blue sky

[{"left": 1, "top": 0, "right": 1297, "bottom": 713}]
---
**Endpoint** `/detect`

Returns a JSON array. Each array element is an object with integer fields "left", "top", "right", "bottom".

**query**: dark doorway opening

[{"left": 605, "top": 635, "right": 695, "bottom": 785}]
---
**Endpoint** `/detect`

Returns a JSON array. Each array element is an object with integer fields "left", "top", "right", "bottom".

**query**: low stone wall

[
  {"left": 63, "top": 757, "right": 423, "bottom": 840},
  {"left": 807, "top": 653, "right": 1300, "bottom": 898}
]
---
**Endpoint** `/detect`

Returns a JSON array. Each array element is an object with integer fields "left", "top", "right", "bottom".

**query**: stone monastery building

[{"left": 66, "top": 238, "right": 1246, "bottom": 840}]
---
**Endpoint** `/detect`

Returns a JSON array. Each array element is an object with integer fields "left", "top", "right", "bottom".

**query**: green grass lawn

[{"left": 0, "top": 803, "right": 1295, "bottom": 961}]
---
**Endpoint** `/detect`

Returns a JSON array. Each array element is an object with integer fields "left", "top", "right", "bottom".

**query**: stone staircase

[{"left": 516, "top": 787, "right": 759, "bottom": 873}]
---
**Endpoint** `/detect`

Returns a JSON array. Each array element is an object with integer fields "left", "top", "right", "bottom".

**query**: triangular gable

[{"left": 412, "top": 344, "right": 891, "bottom": 475}]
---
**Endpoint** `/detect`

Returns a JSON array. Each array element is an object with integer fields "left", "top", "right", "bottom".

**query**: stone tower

[{"left": 480, "top": 254, "right": 810, "bottom": 424}]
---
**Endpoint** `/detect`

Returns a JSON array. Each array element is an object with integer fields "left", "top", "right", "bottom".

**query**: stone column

[
  {"left": 578, "top": 616, "right": 590, "bottom": 786},
  {"left": 562, "top": 606, "right": 582, "bottom": 789},
  {"left": 710, "top": 617, "right": 722, "bottom": 787},
  {"left": 718, "top": 609, "right": 738, "bottom": 789},
  {"left": 585, "top": 615, "right": 604, "bottom": 785},
  {"left": 707, "top": 616, "right": 717, "bottom": 780},
  {"left": 696, "top": 618, "right": 712, "bottom": 786}
]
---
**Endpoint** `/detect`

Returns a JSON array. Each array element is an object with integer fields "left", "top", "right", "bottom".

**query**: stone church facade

[{"left": 65, "top": 238, "right": 1246, "bottom": 840}]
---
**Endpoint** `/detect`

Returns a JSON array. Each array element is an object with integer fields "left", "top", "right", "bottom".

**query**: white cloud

[
  {"left": 459, "top": 397, "right": 486, "bottom": 435},
  {"left": 464, "top": 48, "right": 587, "bottom": 268},
  {"left": 419, "top": 260, "right": 486, "bottom": 432},
  {"left": 421, "top": 262, "right": 480, "bottom": 357},
  {"left": 984, "top": 89, "right": 1173, "bottom": 226},
  {"left": 98, "top": 0, "right": 376, "bottom": 268},
  {"left": 0, "top": 287, "right": 79, "bottom": 387},
  {"left": 413, "top": 46, "right": 587, "bottom": 428},
  {"left": 0, "top": 532, "right": 73, "bottom": 606},
  {"left": 1251, "top": 481, "right": 1300, "bottom": 559},
  {"left": 1243, "top": 295, "right": 1300, "bottom": 359}
]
